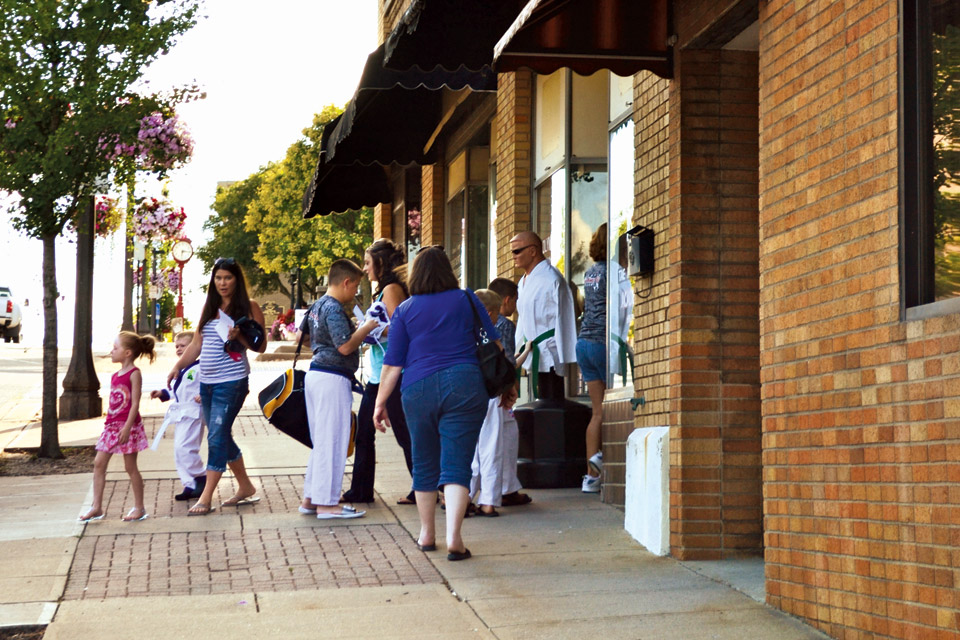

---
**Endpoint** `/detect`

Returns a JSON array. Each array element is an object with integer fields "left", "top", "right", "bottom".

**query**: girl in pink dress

[{"left": 80, "top": 332, "right": 156, "bottom": 523}]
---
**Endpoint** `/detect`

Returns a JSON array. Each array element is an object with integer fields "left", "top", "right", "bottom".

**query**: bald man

[{"left": 510, "top": 231, "right": 577, "bottom": 401}]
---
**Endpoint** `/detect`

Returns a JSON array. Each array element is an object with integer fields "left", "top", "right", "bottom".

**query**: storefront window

[
  {"left": 466, "top": 185, "right": 489, "bottom": 290},
  {"left": 537, "top": 168, "right": 566, "bottom": 268},
  {"left": 607, "top": 118, "right": 635, "bottom": 389}
]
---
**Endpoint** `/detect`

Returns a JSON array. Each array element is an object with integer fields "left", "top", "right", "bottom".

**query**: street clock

[{"left": 171, "top": 240, "right": 193, "bottom": 263}]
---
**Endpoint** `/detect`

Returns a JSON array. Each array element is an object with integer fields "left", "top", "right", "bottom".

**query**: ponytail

[{"left": 118, "top": 331, "right": 157, "bottom": 364}]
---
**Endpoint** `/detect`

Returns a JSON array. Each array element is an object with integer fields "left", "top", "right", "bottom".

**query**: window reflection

[
  {"left": 607, "top": 119, "right": 635, "bottom": 388},
  {"left": 933, "top": 8, "right": 960, "bottom": 300}
]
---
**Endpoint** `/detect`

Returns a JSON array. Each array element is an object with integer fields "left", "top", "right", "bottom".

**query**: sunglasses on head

[
  {"left": 214, "top": 257, "right": 236, "bottom": 269},
  {"left": 416, "top": 244, "right": 444, "bottom": 255}
]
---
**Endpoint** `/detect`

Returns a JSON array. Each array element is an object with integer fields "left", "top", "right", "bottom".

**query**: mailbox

[{"left": 625, "top": 225, "right": 654, "bottom": 276}]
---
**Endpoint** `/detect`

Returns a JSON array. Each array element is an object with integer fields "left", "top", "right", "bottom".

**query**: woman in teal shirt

[{"left": 342, "top": 239, "right": 415, "bottom": 504}]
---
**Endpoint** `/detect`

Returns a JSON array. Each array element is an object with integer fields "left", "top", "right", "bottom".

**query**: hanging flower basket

[
  {"left": 133, "top": 198, "right": 186, "bottom": 243},
  {"left": 66, "top": 196, "right": 123, "bottom": 238},
  {"left": 100, "top": 111, "right": 194, "bottom": 172}
]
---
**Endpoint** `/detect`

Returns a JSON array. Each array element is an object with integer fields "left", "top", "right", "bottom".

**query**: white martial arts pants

[
  {"left": 500, "top": 409, "right": 523, "bottom": 495},
  {"left": 174, "top": 416, "right": 205, "bottom": 489},
  {"left": 471, "top": 398, "right": 504, "bottom": 506},
  {"left": 303, "top": 371, "right": 352, "bottom": 507}
]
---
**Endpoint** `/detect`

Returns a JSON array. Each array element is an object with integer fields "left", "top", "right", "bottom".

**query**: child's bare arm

[
  {"left": 120, "top": 370, "right": 143, "bottom": 444},
  {"left": 515, "top": 342, "right": 533, "bottom": 367},
  {"left": 337, "top": 318, "right": 380, "bottom": 356}
]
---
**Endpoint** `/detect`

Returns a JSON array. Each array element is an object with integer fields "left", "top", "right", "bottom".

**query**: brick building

[{"left": 303, "top": 1, "right": 960, "bottom": 638}]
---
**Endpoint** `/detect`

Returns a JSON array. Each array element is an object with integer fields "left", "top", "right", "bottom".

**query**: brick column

[
  {"left": 667, "top": 49, "right": 762, "bottom": 560},
  {"left": 420, "top": 164, "right": 444, "bottom": 247},
  {"left": 374, "top": 202, "right": 392, "bottom": 242},
  {"left": 494, "top": 70, "right": 533, "bottom": 280}
]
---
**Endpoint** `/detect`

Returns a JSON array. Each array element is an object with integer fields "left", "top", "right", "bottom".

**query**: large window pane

[
  {"left": 446, "top": 191, "right": 465, "bottom": 284},
  {"left": 467, "top": 185, "right": 489, "bottom": 290},
  {"left": 537, "top": 169, "right": 566, "bottom": 269},
  {"left": 607, "top": 119, "right": 635, "bottom": 388},
  {"left": 933, "top": 7, "right": 960, "bottom": 300}
]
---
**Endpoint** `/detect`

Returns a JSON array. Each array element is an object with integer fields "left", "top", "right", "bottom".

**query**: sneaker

[
  {"left": 588, "top": 451, "right": 603, "bottom": 476},
  {"left": 581, "top": 474, "right": 601, "bottom": 493}
]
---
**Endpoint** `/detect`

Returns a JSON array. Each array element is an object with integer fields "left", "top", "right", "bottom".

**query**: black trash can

[{"left": 513, "top": 398, "right": 591, "bottom": 488}]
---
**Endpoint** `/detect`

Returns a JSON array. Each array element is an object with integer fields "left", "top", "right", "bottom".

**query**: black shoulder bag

[
  {"left": 465, "top": 292, "right": 517, "bottom": 398},
  {"left": 258, "top": 315, "right": 311, "bottom": 447}
]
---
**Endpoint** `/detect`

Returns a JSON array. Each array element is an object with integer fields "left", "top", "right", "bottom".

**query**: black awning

[
  {"left": 325, "top": 44, "right": 497, "bottom": 166},
  {"left": 493, "top": 0, "right": 672, "bottom": 79},
  {"left": 302, "top": 114, "right": 393, "bottom": 218},
  {"left": 383, "top": 0, "right": 525, "bottom": 71}
]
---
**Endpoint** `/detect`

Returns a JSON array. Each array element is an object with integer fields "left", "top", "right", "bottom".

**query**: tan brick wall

[
  {"left": 665, "top": 48, "right": 762, "bottom": 560},
  {"left": 373, "top": 202, "right": 392, "bottom": 243},
  {"left": 759, "top": 1, "right": 960, "bottom": 637},
  {"left": 494, "top": 70, "right": 533, "bottom": 280},
  {"left": 602, "top": 71, "right": 672, "bottom": 507},
  {"left": 378, "top": 0, "right": 412, "bottom": 43},
  {"left": 420, "top": 164, "right": 444, "bottom": 248}
]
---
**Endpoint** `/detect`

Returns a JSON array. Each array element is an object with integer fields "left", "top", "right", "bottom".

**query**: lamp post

[{"left": 171, "top": 239, "right": 193, "bottom": 318}]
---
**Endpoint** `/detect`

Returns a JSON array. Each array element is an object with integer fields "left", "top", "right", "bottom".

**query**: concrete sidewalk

[{"left": 0, "top": 345, "right": 829, "bottom": 639}]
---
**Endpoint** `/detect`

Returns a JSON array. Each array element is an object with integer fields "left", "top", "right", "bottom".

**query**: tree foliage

[
  {"left": 933, "top": 25, "right": 960, "bottom": 298},
  {"left": 202, "top": 105, "right": 373, "bottom": 301},
  {"left": 0, "top": 0, "right": 201, "bottom": 458}
]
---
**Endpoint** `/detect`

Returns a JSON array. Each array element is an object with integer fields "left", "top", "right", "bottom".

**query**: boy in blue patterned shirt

[{"left": 487, "top": 278, "right": 531, "bottom": 507}]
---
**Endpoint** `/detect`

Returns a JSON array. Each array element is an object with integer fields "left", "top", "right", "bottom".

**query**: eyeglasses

[
  {"left": 214, "top": 257, "right": 236, "bottom": 269},
  {"left": 511, "top": 245, "right": 534, "bottom": 255},
  {"left": 416, "top": 244, "right": 444, "bottom": 255}
]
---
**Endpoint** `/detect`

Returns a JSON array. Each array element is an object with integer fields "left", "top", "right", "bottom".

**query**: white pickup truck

[{"left": 0, "top": 286, "right": 22, "bottom": 343}]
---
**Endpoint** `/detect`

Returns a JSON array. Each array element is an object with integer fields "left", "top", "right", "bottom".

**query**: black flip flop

[{"left": 447, "top": 548, "right": 472, "bottom": 561}]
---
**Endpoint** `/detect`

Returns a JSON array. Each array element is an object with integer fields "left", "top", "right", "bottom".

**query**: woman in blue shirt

[{"left": 373, "top": 246, "right": 500, "bottom": 561}]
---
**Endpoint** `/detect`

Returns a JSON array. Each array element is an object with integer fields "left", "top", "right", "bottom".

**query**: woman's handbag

[{"left": 466, "top": 292, "right": 517, "bottom": 398}]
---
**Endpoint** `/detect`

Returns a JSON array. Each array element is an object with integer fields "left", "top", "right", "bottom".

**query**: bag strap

[
  {"left": 292, "top": 310, "right": 310, "bottom": 368},
  {"left": 464, "top": 290, "right": 491, "bottom": 345}
]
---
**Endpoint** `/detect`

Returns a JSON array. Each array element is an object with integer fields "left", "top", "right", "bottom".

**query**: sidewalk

[{"left": 0, "top": 344, "right": 830, "bottom": 639}]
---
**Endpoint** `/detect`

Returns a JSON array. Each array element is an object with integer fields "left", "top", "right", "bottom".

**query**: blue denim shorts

[
  {"left": 576, "top": 339, "right": 607, "bottom": 383},
  {"left": 200, "top": 378, "right": 248, "bottom": 472},
  {"left": 401, "top": 364, "right": 488, "bottom": 491}
]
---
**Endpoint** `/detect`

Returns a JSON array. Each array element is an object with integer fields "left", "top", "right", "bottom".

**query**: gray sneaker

[
  {"left": 588, "top": 451, "right": 603, "bottom": 476},
  {"left": 581, "top": 474, "right": 601, "bottom": 493}
]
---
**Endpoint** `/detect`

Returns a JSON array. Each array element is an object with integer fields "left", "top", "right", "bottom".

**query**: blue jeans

[
  {"left": 200, "top": 378, "right": 248, "bottom": 472},
  {"left": 401, "top": 364, "right": 488, "bottom": 491}
]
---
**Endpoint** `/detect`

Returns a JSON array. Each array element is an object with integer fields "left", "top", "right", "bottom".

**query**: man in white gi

[{"left": 511, "top": 231, "right": 578, "bottom": 402}]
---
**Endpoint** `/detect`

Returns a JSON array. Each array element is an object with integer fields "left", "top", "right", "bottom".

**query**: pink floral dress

[{"left": 96, "top": 367, "right": 148, "bottom": 454}]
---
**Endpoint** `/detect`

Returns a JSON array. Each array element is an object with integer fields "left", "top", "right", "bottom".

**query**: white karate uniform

[
  {"left": 470, "top": 398, "right": 504, "bottom": 506},
  {"left": 517, "top": 259, "right": 578, "bottom": 373},
  {"left": 500, "top": 408, "right": 523, "bottom": 495},
  {"left": 303, "top": 371, "right": 352, "bottom": 507},
  {"left": 166, "top": 361, "right": 205, "bottom": 489}
]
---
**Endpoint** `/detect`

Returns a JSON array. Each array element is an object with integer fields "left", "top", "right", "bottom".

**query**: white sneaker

[
  {"left": 588, "top": 451, "right": 603, "bottom": 475},
  {"left": 581, "top": 474, "right": 601, "bottom": 493}
]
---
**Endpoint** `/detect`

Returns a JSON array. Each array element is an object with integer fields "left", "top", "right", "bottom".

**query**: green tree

[
  {"left": 0, "top": 0, "right": 200, "bottom": 458},
  {"left": 197, "top": 172, "right": 290, "bottom": 297},
  {"left": 246, "top": 105, "right": 373, "bottom": 300},
  {"left": 202, "top": 105, "right": 373, "bottom": 306}
]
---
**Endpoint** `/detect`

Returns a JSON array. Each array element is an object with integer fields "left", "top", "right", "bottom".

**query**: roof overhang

[
  {"left": 383, "top": 0, "right": 526, "bottom": 71},
  {"left": 325, "top": 44, "right": 497, "bottom": 166},
  {"left": 494, "top": 0, "right": 672, "bottom": 79}
]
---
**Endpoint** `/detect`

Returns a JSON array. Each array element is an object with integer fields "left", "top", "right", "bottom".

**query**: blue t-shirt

[
  {"left": 496, "top": 315, "right": 517, "bottom": 366},
  {"left": 383, "top": 288, "right": 500, "bottom": 389},
  {"left": 579, "top": 262, "right": 606, "bottom": 344},
  {"left": 306, "top": 295, "right": 358, "bottom": 375}
]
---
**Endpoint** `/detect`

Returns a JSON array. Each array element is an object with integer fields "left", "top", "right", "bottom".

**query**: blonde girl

[{"left": 79, "top": 332, "right": 156, "bottom": 522}]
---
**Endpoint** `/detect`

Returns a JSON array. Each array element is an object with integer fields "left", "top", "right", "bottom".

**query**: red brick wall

[
  {"left": 667, "top": 48, "right": 762, "bottom": 560},
  {"left": 759, "top": 1, "right": 960, "bottom": 637}
]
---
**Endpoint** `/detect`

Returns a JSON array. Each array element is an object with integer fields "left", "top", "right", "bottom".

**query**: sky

[{"left": 0, "top": 0, "right": 378, "bottom": 348}]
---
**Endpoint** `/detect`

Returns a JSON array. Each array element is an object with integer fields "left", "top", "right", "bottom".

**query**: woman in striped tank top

[{"left": 167, "top": 258, "right": 266, "bottom": 516}]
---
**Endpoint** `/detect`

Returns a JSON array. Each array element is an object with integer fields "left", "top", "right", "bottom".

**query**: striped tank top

[{"left": 199, "top": 312, "right": 250, "bottom": 384}]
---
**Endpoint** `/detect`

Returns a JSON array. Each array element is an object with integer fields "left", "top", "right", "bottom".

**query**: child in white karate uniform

[
  {"left": 469, "top": 289, "right": 521, "bottom": 517},
  {"left": 151, "top": 331, "right": 205, "bottom": 501}
]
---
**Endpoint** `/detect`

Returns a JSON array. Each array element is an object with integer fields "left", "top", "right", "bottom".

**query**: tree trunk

[
  {"left": 39, "top": 232, "right": 62, "bottom": 459},
  {"left": 121, "top": 177, "right": 134, "bottom": 331},
  {"left": 60, "top": 196, "right": 102, "bottom": 420}
]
